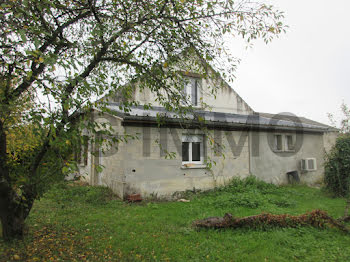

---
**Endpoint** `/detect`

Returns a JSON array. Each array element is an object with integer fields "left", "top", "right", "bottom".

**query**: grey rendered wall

[
  {"left": 323, "top": 131, "right": 338, "bottom": 153},
  {"left": 79, "top": 113, "right": 250, "bottom": 199},
  {"left": 250, "top": 131, "right": 326, "bottom": 185},
  {"left": 119, "top": 126, "right": 250, "bottom": 198},
  {"left": 82, "top": 112, "right": 335, "bottom": 198},
  {"left": 132, "top": 79, "right": 253, "bottom": 115},
  {"left": 79, "top": 112, "right": 126, "bottom": 197}
]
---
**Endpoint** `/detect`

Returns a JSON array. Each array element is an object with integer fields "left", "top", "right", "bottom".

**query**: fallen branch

[
  {"left": 338, "top": 216, "right": 350, "bottom": 223},
  {"left": 193, "top": 210, "right": 350, "bottom": 233}
]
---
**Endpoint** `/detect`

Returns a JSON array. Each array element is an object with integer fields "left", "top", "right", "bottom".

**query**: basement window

[{"left": 182, "top": 135, "right": 204, "bottom": 166}]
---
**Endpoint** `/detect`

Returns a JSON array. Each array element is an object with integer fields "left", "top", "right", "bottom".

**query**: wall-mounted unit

[{"left": 301, "top": 158, "right": 317, "bottom": 171}]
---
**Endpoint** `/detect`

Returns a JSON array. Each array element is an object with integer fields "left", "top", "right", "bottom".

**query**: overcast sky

[{"left": 228, "top": 0, "right": 350, "bottom": 125}]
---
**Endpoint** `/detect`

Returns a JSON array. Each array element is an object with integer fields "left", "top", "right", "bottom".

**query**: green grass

[{"left": 1, "top": 177, "right": 350, "bottom": 261}]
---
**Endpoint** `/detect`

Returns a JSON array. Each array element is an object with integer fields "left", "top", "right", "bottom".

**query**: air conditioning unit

[{"left": 301, "top": 158, "right": 317, "bottom": 171}]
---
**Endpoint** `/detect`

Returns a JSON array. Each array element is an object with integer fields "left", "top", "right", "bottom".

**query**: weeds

[
  {"left": 1, "top": 177, "right": 350, "bottom": 261},
  {"left": 44, "top": 182, "right": 117, "bottom": 205}
]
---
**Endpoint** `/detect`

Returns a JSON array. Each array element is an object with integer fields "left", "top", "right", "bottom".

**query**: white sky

[{"left": 228, "top": 0, "right": 350, "bottom": 125}]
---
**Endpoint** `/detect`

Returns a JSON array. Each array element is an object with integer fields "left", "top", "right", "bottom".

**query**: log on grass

[
  {"left": 193, "top": 210, "right": 350, "bottom": 233},
  {"left": 338, "top": 215, "right": 350, "bottom": 223}
]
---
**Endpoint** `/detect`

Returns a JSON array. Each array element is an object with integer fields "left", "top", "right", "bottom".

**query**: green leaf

[{"left": 19, "top": 29, "right": 27, "bottom": 42}]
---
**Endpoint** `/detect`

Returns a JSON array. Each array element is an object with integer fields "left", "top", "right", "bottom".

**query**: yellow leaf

[
  {"left": 38, "top": 57, "right": 44, "bottom": 63},
  {"left": 163, "top": 62, "right": 168, "bottom": 68}
]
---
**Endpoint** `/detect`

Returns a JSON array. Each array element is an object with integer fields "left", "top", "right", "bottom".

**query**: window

[
  {"left": 308, "top": 158, "right": 315, "bottom": 170},
  {"left": 285, "top": 135, "right": 295, "bottom": 151},
  {"left": 74, "top": 136, "right": 89, "bottom": 166},
  {"left": 274, "top": 135, "right": 283, "bottom": 151},
  {"left": 273, "top": 134, "right": 295, "bottom": 152},
  {"left": 182, "top": 135, "right": 204, "bottom": 165},
  {"left": 183, "top": 76, "right": 201, "bottom": 106},
  {"left": 301, "top": 158, "right": 317, "bottom": 171}
]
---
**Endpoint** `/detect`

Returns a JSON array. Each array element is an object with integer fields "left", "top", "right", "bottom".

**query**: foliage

[
  {"left": 324, "top": 135, "right": 350, "bottom": 197},
  {"left": 179, "top": 176, "right": 295, "bottom": 209},
  {"left": 0, "top": 0, "right": 287, "bottom": 240},
  {"left": 328, "top": 103, "right": 350, "bottom": 133},
  {"left": 340, "top": 103, "right": 350, "bottom": 134},
  {"left": 1, "top": 180, "right": 350, "bottom": 261},
  {"left": 221, "top": 175, "right": 279, "bottom": 194},
  {"left": 44, "top": 182, "right": 116, "bottom": 205}
]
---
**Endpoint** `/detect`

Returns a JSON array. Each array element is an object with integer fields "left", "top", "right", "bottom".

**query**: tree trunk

[
  {"left": 0, "top": 181, "right": 35, "bottom": 241},
  {"left": 0, "top": 191, "right": 35, "bottom": 241},
  {"left": 1, "top": 212, "right": 25, "bottom": 241},
  {"left": 0, "top": 119, "right": 36, "bottom": 241}
]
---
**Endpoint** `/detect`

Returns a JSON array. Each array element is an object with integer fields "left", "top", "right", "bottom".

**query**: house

[{"left": 78, "top": 63, "right": 338, "bottom": 199}]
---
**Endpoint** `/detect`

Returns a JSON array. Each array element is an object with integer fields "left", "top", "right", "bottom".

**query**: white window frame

[
  {"left": 285, "top": 134, "right": 295, "bottom": 152},
  {"left": 273, "top": 134, "right": 296, "bottom": 152},
  {"left": 182, "top": 135, "right": 204, "bottom": 165},
  {"left": 183, "top": 76, "right": 201, "bottom": 107},
  {"left": 301, "top": 158, "right": 317, "bottom": 171},
  {"left": 273, "top": 134, "right": 283, "bottom": 152}
]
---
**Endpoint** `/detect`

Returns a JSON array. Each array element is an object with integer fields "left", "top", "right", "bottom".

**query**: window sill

[
  {"left": 273, "top": 150, "right": 284, "bottom": 153},
  {"left": 273, "top": 150, "right": 295, "bottom": 153},
  {"left": 181, "top": 164, "right": 207, "bottom": 169},
  {"left": 285, "top": 150, "right": 295, "bottom": 153}
]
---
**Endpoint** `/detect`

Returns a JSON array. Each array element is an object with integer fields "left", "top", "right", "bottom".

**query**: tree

[
  {"left": 324, "top": 135, "right": 350, "bottom": 197},
  {"left": 0, "top": 0, "right": 286, "bottom": 240},
  {"left": 328, "top": 103, "right": 350, "bottom": 134},
  {"left": 325, "top": 103, "right": 350, "bottom": 218}
]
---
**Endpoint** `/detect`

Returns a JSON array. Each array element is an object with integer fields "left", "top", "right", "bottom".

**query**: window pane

[
  {"left": 308, "top": 159, "right": 315, "bottom": 170},
  {"left": 182, "top": 78, "right": 191, "bottom": 103},
  {"left": 275, "top": 135, "right": 282, "bottom": 151},
  {"left": 83, "top": 137, "right": 89, "bottom": 166},
  {"left": 286, "top": 135, "right": 294, "bottom": 150},
  {"left": 182, "top": 142, "right": 189, "bottom": 161},
  {"left": 192, "top": 142, "right": 201, "bottom": 161},
  {"left": 191, "top": 79, "right": 198, "bottom": 106}
]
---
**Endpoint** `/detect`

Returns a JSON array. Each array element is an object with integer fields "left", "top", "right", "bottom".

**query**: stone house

[{"left": 78, "top": 66, "right": 337, "bottom": 199}]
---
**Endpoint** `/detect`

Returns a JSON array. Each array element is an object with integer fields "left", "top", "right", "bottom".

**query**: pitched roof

[
  {"left": 106, "top": 103, "right": 334, "bottom": 133},
  {"left": 257, "top": 112, "right": 335, "bottom": 129}
]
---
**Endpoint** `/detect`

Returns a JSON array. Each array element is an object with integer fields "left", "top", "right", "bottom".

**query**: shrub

[
  {"left": 324, "top": 135, "right": 350, "bottom": 197},
  {"left": 202, "top": 176, "right": 295, "bottom": 209},
  {"left": 225, "top": 176, "right": 278, "bottom": 194}
]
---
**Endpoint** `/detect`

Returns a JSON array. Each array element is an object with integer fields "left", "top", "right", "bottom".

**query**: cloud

[{"left": 229, "top": 0, "right": 350, "bottom": 125}]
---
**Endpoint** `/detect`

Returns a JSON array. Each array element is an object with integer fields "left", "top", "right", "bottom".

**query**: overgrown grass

[{"left": 1, "top": 177, "right": 350, "bottom": 261}]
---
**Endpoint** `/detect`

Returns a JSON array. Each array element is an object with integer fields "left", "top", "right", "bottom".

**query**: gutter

[{"left": 121, "top": 116, "right": 328, "bottom": 134}]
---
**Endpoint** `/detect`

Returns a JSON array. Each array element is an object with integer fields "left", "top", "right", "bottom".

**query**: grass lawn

[{"left": 1, "top": 177, "right": 350, "bottom": 261}]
